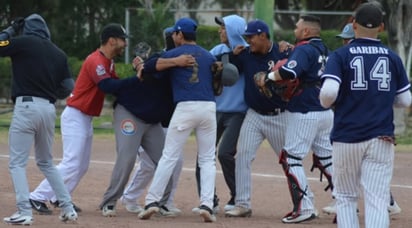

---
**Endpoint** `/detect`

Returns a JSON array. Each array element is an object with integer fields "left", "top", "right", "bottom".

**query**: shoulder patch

[
  {"left": 287, "top": 60, "right": 297, "bottom": 69},
  {"left": 96, "top": 64, "right": 106, "bottom": 76},
  {"left": 0, "top": 40, "right": 10, "bottom": 47}
]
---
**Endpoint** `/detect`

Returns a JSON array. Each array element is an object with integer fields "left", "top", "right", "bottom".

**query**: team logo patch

[
  {"left": 121, "top": 119, "right": 136, "bottom": 135},
  {"left": 0, "top": 40, "right": 10, "bottom": 46},
  {"left": 96, "top": 64, "right": 106, "bottom": 76},
  {"left": 286, "top": 60, "right": 297, "bottom": 69}
]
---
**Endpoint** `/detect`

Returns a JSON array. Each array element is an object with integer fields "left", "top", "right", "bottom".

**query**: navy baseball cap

[
  {"left": 173, "top": 18, "right": 197, "bottom": 34},
  {"left": 244, "top": 19, "right": 269, "bottom": 35},
  {"left": 354, "top": 3, "right": 383, "bottom": 29},
  {"left": 101, "top": 23, "right": 128, "bottom": 41},
  {"left": 164, "top": 26, "right": 174, "bottom": 37},
  {"left": 336, "top": 23, "right": 355, "bottom": 39},
  {"left": 215, "top": 16, "right": 224, "bottom": 26}
]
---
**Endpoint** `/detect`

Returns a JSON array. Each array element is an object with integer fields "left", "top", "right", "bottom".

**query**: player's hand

[
  {"left": 233, "top": 45, "right": 245, "bottom": 55},
  {"left": 278, "top": 40, "right": 293, "bottom": 53},
  {"left": 174, "top": 54, "right": 196, "bottom": 67},
  {"left": 132, "top": 56, "right": 144, "bottom": 70}
]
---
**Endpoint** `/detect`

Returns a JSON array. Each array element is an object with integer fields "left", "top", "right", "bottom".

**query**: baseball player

[
  {"left": 27, "top": 23, "right": 129, "bottom": 215},
  {"left": 116, "top": 28, "right": 185, "bottom": 217},
  {"left": 192, "top": 14, "right": 248, "bottom": 214},
  {"left": 322, "top": 21, "right": 402, "bottom": 216},
  {"left": 224, "top": 19, "right": 290, "bottom": 218},
  {"left": 0, "top": 14, "right": 77, "bottom": 225},
  {"left": 98, "top": 50, "right": 178, "bottom": 217},
  {"left": 137, "top": 17, "right": 218, "bottom": 223},
  {"left": 259, "top": 15, "right": 334, "bottom": 223},
  {"left": 320, "top": 3, "right": 411, "bottom": 228}
]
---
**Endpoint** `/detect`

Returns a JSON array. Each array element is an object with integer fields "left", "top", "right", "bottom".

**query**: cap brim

[
  {"left": 335, "top": 34, "right": 352, "bottom": 39},
  {"left": 215, "top": 16, "right": 224, "bottom": 26},
  {"left": 243, "top": 32, "right": 257, "bottom": 36}
]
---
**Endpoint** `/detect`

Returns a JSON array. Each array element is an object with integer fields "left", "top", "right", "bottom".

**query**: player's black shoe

[
  {"left": 51, "top": 200, "right": 82, "bottom": 213},
  {"left": 29, "top": 199, "right": 52, "bottom": 215}
]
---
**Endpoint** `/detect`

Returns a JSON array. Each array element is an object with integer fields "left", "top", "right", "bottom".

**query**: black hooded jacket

[{"left": 0, "top": 13, "right": 74, "bottom": 103}]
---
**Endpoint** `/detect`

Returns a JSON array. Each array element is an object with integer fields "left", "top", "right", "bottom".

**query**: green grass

[{"left": 0, "top": 104, "right": 114, "bottom": 135}]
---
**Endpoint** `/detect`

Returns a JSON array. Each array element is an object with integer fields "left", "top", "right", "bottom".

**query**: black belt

[
  {"left": 22, "top": 96, "right": 52, "bottom": 104},
  {"left": 253, "top": 108, "right": 285, "bottom": 116}
]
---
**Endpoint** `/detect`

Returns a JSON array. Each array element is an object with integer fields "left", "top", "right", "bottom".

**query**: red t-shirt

[{"left": 67, "top": 49, "right": 119, "bottom": 116}]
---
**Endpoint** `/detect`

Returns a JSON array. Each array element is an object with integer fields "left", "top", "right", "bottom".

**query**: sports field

[{"left": 0, "top": 131, "right": 411, "bottom": 227}]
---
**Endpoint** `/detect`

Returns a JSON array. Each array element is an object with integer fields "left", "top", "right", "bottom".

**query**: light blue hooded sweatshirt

[{"left": 210, "top": 15, "right": 248, "bottom": 113}]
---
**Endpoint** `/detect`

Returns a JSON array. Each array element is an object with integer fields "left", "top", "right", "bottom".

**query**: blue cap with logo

[
  {"left": 244, "top": 19, "right": 269, "bottom": 36},
  {"left": 336, "top": 23, "right": 355, "bottom": 39},
  {"left": 173, "top": 18, "right": 197, "bottom": 34}
]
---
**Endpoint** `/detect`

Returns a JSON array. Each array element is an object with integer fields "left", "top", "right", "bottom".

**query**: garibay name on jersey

[{"left": 349, "top": 45, "right": 389, "bottom": 55}]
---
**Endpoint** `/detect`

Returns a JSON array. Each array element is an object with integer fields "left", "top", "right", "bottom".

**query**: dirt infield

[{"left": 0, "top": 134, "right": 411, "bottom": 227}]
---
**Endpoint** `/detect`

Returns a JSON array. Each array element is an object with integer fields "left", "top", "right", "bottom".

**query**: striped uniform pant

[
  {"left": 333, "top": 139, "right": 393, "bottom": 228},
  {"left": 282, "top": 110, "right": 334, "bottom": 215},
  {"left": 235, "top": 108, "right": 287, "bottom": 209}
]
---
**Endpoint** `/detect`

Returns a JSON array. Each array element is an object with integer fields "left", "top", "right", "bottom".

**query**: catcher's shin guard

[
  {"left": 279, "top": 149, "right": 307, "bottom": 215},
  {"left": 310, "top": 153, "right": 333, "bottom": 191}
]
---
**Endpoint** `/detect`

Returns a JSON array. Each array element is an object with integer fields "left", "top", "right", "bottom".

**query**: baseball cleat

[
  {"left": 198, "top": 205, "right": 216, "bottom": 223},
  {"left": 29, "top": 199, "right": 52, "bottom": 215},
  {"left": 322, "top": 199, "right": 336, "bottom": 214},
  {"left": 59, "top": 207, "right": 78, "bottom": 223},
  {"left": 101, "top": 205, "right": 116, "bottom": 217},
  {"left": 225, "top": 206, "right": 252, "bottom": 217},
  {"left": 388, "top": 201, "right": 401, "bottom": 216},
  {"left": 3, "top": 212, "right": 33, "bottom": 226},
  {"left": 138, "top": 202, "right": 160, "bottom": 220},
  {"left": 51, "top": 200, "right": 82, "bottom": 213},
  {"left": 281, "top": 211, "right": 316, "bottom": 223}
]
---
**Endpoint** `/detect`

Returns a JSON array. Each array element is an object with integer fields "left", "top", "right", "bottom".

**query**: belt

[
  {"left": 253, "top": 108, "right": 285, "bottom": 116},
  {"left": 21, "top": 96, "right": 52, "bottom": 104}
]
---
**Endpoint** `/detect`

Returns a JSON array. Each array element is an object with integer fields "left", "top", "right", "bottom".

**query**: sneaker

[
  {"left": 322, "top": 199, "right": 336, "bottom": 214},
  {"left": 198, "top": 205, "right": 216, "bottom": 223},
  {"left": 51, "top": 200, "right": 82, "bottom": 213},
  {"left": 120, "top": 197, "right": 143, "bottom": 214},
  {"left": 224, "top": 204, "right": 235, "bottom": 211},
  {"left": 3, "top": 212, "right": 33, "bottom": 225},
  {"left": 281, "top": 211, "right": 316, "bottom": 223},
  {"left": 192, "top": 205, "right": 219, "bottom": 214},
  {"left": 138, "top": 202, "right": 160, "bottom": 220},
  {"left": 102, "top": 205, "right": 116, "bottom": 217},
  {"left": 388, "top": 201, "right": 401, "bottom": 216},
  {"left": 59, "top": 207, "right": 78, "bottom": 223},
  {"left": 225, "top": 206, "right": 252, "bottom": 217},
  {"left": 158, "top": 205, "right": 181, "bottom": 217},
  {"left": 29, "top": 199, "right": 52, "bottom": 215}
]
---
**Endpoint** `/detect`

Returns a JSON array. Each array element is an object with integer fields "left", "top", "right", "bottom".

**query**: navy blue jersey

[
  {"left": 280, "top": 38, "right": 329, "bottom": 113},
  {"left": 160, "top": 44, "right": 216, "bottom": 103},
  {"left": 321, "top": 38, "right": 410, "bottom": 142},
  {"left": 230, "top": 43, "right": 288, "bottom": 112}
]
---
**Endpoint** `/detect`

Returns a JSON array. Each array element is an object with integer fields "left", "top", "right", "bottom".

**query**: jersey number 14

[{"left": 350, "top": 56, "right": 390, "bottom": 91}]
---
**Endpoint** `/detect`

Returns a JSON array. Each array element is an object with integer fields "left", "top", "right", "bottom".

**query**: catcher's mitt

[
  {"left": 211, "top": 61, "right": 224, "bottom": 95},
  {"left": 254, "top": 71, "right": 301, "bottom": 102}
]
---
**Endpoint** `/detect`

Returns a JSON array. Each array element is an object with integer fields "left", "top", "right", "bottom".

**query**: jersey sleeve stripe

[
  {"left": 321, "top": 74, "right": 341, "bottom": 84},
  {"left": 396, "top": 84, "right": 411, "bottom": 94}
]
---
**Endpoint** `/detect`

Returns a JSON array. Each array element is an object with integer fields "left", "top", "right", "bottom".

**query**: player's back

[
  {"left": 324, "top": 38, "right": 410, "bottom": 142},
  {"left": 162, "top": 44, "right": 216, "bottom": 103}
]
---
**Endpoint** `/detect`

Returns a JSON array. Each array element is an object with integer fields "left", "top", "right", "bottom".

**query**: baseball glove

[
  {"left": 254, "top": 71, "right": 301, "bottom": 102},
  {"left": 253, "top": 71, "right": 272, "bottom": 97},
  {"left": 211, "top": 61, "right": 224, "bottom": 95}
]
